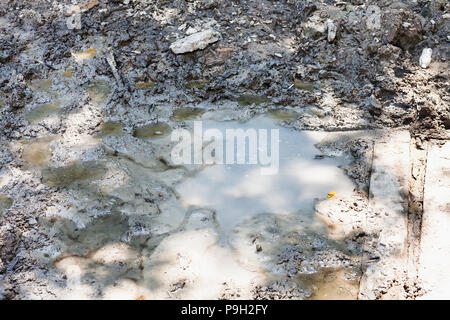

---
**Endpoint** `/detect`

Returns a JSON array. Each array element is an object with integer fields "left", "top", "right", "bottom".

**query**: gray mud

[{"left": 0, "top": 0, "right": 449, "bottom": 300}]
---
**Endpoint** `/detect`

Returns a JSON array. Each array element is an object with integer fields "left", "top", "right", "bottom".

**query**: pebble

[
  {"left": 170, "top": 29, "right": 220, "bottom": 54},
  {"left": 419, "top": 48, "right": 432, "bottom": 68},
  {"left": 327, "top": 20, "right": 337, "bottom": 42},
  {"left": 66, "top": 13, "right": 81, "bottom": 30}
]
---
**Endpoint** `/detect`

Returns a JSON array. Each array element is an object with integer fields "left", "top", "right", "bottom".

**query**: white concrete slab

[
  {"left": 418, "top": 140, "right": 450, "bottom": 299},
  {"left": 359, "top": 130, "right": 410, "bottom": 299}
]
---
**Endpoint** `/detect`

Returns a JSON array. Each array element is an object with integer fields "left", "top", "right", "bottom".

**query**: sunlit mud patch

[
  {"left": 25, "top": 102, "right": 61, "bottom": 124},
  {"left": 62, "top": 68, "right": 73, "bottom": 78},
  {"left": 72, "top": 48, "right": 97, "bottom": 63},
  {"left": 54, "top": 242, "right": 143, "bottom": 299},
  {"left": 298, "top": 267, "right": 360, "bottom": 300},
  {"left": 30, "top": 116, "right": 365, "bottom": 299},
  {"left": 133, "top": 122, "right": 171, "bottom": 139},
  {"left": 176, "top": 117, "right": 355, "bottom": 234},
  {"left": 141, "top": 228, "right": 259, "bottom": 299},
  {"left": 170, "top": 108, "right": 206, "bottom": 121},
  {"left": 42, "top": 161, "right": 107, "bottom": 187}
]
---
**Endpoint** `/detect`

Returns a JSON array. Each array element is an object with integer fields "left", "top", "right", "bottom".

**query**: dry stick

[{"left": 105, "top": 49, "right": 135, "bottom": 108}]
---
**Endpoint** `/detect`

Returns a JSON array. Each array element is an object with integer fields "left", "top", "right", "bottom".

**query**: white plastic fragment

[{"left": 419, "top": 48, "right": 432, "bottom": 69}]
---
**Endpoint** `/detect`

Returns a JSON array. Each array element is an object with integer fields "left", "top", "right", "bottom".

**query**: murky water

[
  {"left": 170, "top": 108, "right": 205, "bottom": 121},
  {"left": 23, "top": 115, "right": 359, "bottom": 299},
  {"left": 42, "top": 161, "right": 107, "bottom": 187},
  {"left": 0, "top": 194, "right": 12, "bottom": 218},
  {"left": 268, "top": 109, "right": 299, "bottom": 121},
  {"left": 26, "top": 102, "right": 61, "bottom": 123},
  {"left": 31, "top": 79, "right": 52, "bottom": 91},
  {"left": 237, "top": 94, "right": 271, "bottom": 106},
  {"left": 293, "top": 79, "right": 315, "bottom": 91},
  {"left": 96, "top": 121, "right": 124, "bottom": 137},
  {"left": 133, "top": 122, "right": 171, "bottom": 139},
  {"left": 176, "top": 116, "right": 355, "bottom": 234},
  {"left": 298, "top": 267, "right": 360, "bottom": 300},
  {"left": 86, "top": 80, "right": 110, "bottom": 104}
]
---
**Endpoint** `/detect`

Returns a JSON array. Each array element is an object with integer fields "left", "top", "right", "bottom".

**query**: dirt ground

[{"left": 0, "top": 0, "right": 449, "bottom": 299}]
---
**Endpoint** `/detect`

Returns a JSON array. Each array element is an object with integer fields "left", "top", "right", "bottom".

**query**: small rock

[
  {"left": 185, "top": 27, "right": 198, "bottom": 35},
  {"left": 419, "top": 48, "right": 432, "bottom": 68},
  {"left": 327, "top": 20, "right": 337, "bottom": 42},
  {"left": 366, "top": 5, "right": 381, "bottom": 30},
  {"left": 256, "top": 244, "right": 262, "bottom": 252},
  {"left": 302, "top": 15, "right": 327, "bottom": 39},
  {"left": 170, "top": 29, "right": 220, "bottom": 54},
  {"left": 66, "top": 13, "right": 81, "bottom": 30}
]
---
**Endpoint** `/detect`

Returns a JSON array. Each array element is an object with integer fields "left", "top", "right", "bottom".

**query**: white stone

[
  {"left": 66, "top": 13, "right": 81, "bottom": 30},
  {"left": 327, "top": 20, "right": 337, "bottom": 42},
  {"left": 170, "top": 29, "right": 220, "bottom": 54},
  {"left": 419, "top": 48, "right": 432, "bottom": 68}
]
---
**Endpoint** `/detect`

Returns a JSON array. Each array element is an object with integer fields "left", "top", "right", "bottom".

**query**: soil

[{"left": 0, "top": 0, "right": 449, "bottom": 300}]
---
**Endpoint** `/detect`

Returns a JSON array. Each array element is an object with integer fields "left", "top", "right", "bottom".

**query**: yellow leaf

[{"left": 327, "top": 191, "right": 336, "bottom": 198}]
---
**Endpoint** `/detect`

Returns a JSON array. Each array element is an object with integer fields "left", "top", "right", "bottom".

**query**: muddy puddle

[
  {"left": 0, "top": 194, "right": 12, "bottom": 218},
  {"left": 171, "top": 107, "right": 206, "bottom": 121},
  {"left": 176, "top": 117, "right": 355, "bottom": 234},
  {"left": 268, "top": 109, "right": 299, "bottom": 121},
  {"left": 21, "top": 136, "right": 56, "bottom": 166},
  {"left": 133, "top": 122, "right": 171, "bottom": 139},
  {"left": 237, "top": 94, "right": 271, "bottom": 106},
  {"left": 42, "top": 161, "right": 108, "bottom": 187},
  {"left": 25, "top": 115, "right": 360, "bottom": 299},
  {"left": 86, "top": 80, "right": 110, "bottom": 104},
  {"left": 26, "top": 102, "right": 61, "bottom": 124}
]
